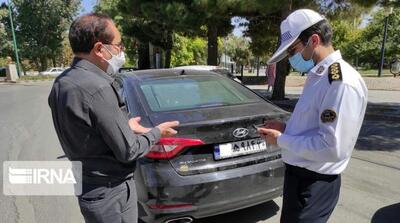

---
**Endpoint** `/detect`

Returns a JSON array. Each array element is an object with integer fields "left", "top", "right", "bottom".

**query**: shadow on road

[
  {"left": 356, "top": 120, "right": 400, "bottom": 151},
  {"left": 195, "top": 200, "right": 280, "bottom": 223},
  {"left": 371, "top": 202, "right": 400, "bottom": 223}
]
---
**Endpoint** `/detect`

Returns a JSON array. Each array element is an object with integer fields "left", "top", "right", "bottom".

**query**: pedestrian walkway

[{"left": 285, "top": 75, "right": 400, "bottom": 91}]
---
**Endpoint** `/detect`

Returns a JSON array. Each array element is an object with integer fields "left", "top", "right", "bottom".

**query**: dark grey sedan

[{"left": 115, "top": 69, "right": 290, "bottom": 223}]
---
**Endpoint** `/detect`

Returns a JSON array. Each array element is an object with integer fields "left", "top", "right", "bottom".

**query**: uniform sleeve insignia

[
  {"left": 328, "top": 62, "right": 342, "bottom": 84},
  {"left": 321, "top": 109, "right": 337, "bottom": 123}
]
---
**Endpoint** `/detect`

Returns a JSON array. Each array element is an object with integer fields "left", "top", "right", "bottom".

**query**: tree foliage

[
  {"left": 0, "top": 4, "right": 14, "bottom": 62},
  {"left": 224, "top": 34, "right": 250, "bottom": 70},
  {"left": 116, "top": 0, "right": 233, "bottom": 68},
  {"left": 9, "top": 0, "right": 79, "bottom": 71},
  {"left": 95, "top": 0, "right": 139, "bottom": 67},
  {"left": 350, "top": 7, "right": 400, "bottom": 68},
  {"left": 171, "top": 34, "right": 207, "bottom": 67}
]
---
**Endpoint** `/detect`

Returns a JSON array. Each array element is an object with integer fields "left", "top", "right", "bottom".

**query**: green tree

[
  {"left": 352, "top": 7, "right": 400, "bottom": 69},
  {"left": 330, "top": 20, "right": 362, "bottom": 66},
  {"left": 117, "top": 0, "right": 233, "bottom": 68},
  {"left": 58, "top": 34, "right": 74, "bottom": 67},
  {"left": 171, "top": 34, "right": 207, "bottom": 66},
  {"left": 12, "top": 0, "right": 79, "bottom": 71},
  {"left": 95, "top": 0, "right": 139, "bottom": 67},
  {"left": 97, "top": 0, "right": 212, "bottom": 69},
  {"left": 224, "top": 34, "right": 250, "bottom": 74},
  {"left": 0, "top": 4, "right": 13, "bottom": 62},
  {"left": 119, "top": 0, "right": 188, "bottom": 69}
]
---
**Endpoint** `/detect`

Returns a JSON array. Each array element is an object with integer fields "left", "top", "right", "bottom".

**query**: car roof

[
  {"left": 122, "top": 68, "right": 222, "bottom": 81},
  {"left": 172, "top": 65, "right": 226, "bottom": 71}
]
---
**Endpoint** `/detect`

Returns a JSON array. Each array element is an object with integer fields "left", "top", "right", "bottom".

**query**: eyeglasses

[
  {"left": 287, "top": 40, "right": 302, "bottom": 57},
  {"left": 103, "top": 42, "right": 125, "bottom": 54}
]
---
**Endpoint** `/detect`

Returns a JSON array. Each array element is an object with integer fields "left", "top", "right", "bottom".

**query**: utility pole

[
  {"left": 7, "top": 0, "right": 22, "bottom": 77},
  {"left": 378, "top": 3, "right": 393, "bottom": 77},
  {"left": 378, "top": 15, "right": 389, "bottom": 77}
]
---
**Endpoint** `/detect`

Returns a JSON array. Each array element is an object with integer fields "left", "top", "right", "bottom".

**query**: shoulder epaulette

[{"left": 328, "top": 62, "right": 342, "bottom": 84}]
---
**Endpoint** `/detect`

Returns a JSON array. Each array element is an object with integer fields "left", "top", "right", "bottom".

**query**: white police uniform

[
  {"left": 278, "top": 50, "right": 368, "bottom": 175},
  {"left": 266, "top": 8, "right": 368, "bottom": 223},
  {"left": 276, "top": 50, "right": 368, "bottom": 223}
]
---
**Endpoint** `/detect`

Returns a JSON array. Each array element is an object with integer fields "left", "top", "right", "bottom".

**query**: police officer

[
  {"left": 48, "top": 13, "right": 179, "bottom": 223},
  {"left": 257, "top": 9, "right": 368, "bottom": 222}
]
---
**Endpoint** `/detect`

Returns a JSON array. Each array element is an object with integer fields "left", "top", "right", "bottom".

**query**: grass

[
  {"left": 357, "top": 69, "right": 393, "bottom": 77},
  {"left": 18, "top": 75, "right": 55, "bottom": 81}
]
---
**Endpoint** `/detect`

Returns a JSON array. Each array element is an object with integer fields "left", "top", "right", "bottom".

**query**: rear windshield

[{"left": 137, "top": 75, "right": 262, "bottom": 112}]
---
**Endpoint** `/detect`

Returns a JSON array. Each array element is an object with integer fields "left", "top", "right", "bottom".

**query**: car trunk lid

[{"left": 146, "top": 103, "right": 288, "bottom": 175}]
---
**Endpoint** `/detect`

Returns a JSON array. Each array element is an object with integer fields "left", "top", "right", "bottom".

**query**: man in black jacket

[{"left": 48, "top": 13, "right": 179, "bottom": 223}]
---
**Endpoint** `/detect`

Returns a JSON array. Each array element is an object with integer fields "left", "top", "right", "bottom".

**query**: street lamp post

[
  {"left": 378, "top": 6, "right": 393, "bottom": 77},
  {"left": 7, "top": 0, "right": 22, "bottom": 77}
]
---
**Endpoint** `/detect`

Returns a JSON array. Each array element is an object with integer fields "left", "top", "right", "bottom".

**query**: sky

[{"left": 81, "top": 0, "right": 96, "bottom": 14}]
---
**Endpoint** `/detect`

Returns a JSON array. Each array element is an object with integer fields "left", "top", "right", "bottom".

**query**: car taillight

[{"left": 146, "top": 138, "right": 204, "bottom": 159}]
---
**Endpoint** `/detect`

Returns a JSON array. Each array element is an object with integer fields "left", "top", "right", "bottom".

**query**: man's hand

[
  {"left": 128, "top": 117, "right": 151, "bottom": 134},
  {"left": 264, "top": 120, "right": 286, "bottom": 132},
  {"left": 156, "top": 121, "right": 180, "bottom": 137},
  {"left": 257, "top": 128, "right": 282, "bottom": 145}
]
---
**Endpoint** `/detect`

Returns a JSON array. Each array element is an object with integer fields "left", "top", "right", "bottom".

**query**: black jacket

[{"left": 48, "top": 58, "right": 160, "bottom": 181}]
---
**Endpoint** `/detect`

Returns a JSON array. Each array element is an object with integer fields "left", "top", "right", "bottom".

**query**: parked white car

[{"left": 40, "top": 67, "right": 67, "bottom": 76}]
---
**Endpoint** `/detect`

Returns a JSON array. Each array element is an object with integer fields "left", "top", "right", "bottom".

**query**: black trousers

[
  {"left": 281, "top": 164, "right": 341, "bottom": 223},
  {"left": 78, "top": 178, "right": 137, "bottom": 223}
]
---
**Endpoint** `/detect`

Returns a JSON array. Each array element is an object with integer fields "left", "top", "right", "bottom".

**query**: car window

[{"left": 137, "top": 76, "right": 261, "bottom": 112}]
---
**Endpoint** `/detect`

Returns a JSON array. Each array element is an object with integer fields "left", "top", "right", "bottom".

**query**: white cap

[{"left": 267, "top": 9, "right": 325, "bottom": 64}]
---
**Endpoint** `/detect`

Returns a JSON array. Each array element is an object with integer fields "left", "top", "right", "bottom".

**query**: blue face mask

[{"left": 288, "top": 40, "right": 315, "bottom": 73}]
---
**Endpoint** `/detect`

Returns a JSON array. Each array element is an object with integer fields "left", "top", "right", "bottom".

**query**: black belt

[
  {"left": 285, "top": 163, "right": 339, "bottom": 181},
  {"left": 82, "top": 175, "right": 133, "bottom": 187}
]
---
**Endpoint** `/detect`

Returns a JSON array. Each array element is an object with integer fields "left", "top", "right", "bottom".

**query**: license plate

[{"left": 214, "top": 138, "right": 268, "bottom": 160}]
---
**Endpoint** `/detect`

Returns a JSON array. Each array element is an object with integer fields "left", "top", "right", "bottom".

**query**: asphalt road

[{"left": 0, "top": 81, "right": 399, "bottom": 223}]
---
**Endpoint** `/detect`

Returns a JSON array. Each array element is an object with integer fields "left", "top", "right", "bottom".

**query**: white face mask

[{"left": 103, "top": 46, "right": 126, "bottom": 74}]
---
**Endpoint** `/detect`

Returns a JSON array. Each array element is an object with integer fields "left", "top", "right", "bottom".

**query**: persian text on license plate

[{"left": 214, "top": 138, "right": 268, "bottom": 160}]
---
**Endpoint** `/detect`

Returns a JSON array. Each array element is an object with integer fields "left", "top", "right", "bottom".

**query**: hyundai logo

[{"left": 233, "top": 128, "right": 249, "bottom": 138}]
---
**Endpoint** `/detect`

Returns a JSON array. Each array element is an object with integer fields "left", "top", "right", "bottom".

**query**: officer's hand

[
  {"left": 264, "top": 120, "right": 286, "bottom": 132},
  {"left": 156, "top": 121, "right": 180, "bottom": 137},
  {"left": 128, "top": 117, "right": 151, "bottom": 134},
  {"left": 257, "top": 128, "right": 282, "bottom": 145}
]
